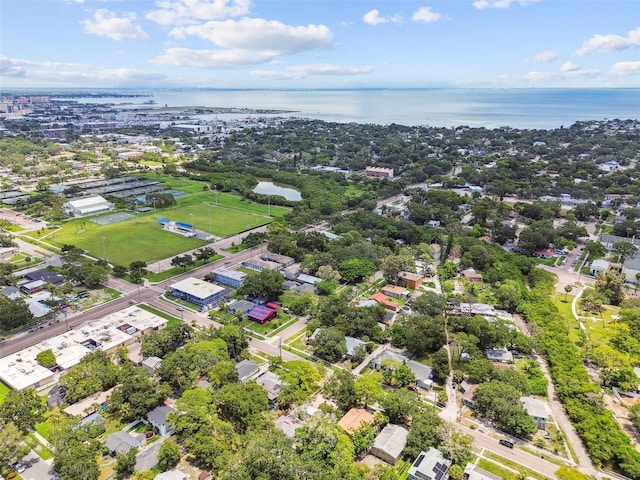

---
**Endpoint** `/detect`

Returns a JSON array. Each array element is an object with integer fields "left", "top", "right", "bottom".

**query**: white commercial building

[
  {"left": 0, "top": 306, "right": 167, "bottom": 391},
  {"left": 63, "top": 195, "right": 114, "bottom": 217}
]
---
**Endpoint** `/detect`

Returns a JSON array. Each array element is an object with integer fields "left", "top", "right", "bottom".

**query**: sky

[{"left": 1, "top": 0, "right": 639, "bottom": 89}]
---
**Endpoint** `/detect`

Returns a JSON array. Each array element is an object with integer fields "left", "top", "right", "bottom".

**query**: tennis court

[{"left": 89, "top": 212, "right": 136, "bottom": 225}]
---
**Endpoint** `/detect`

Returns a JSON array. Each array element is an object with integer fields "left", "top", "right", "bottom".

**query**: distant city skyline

[{"left": 1, "top": 0, "right": 639, "bottom": 89}]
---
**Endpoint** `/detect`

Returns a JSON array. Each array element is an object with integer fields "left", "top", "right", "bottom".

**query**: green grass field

[
  {"left": 34, "top": 189, "right": 290, "bottom": 265},
  {"left": 0, "top": 380, "right": 10, "bottom": 404}
]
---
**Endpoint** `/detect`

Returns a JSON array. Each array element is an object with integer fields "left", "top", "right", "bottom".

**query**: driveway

[{"left": 20, "top": 450, "right": 56, "bottom": 480}]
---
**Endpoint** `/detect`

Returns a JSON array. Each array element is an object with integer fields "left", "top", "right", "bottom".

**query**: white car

[{"left": 13, "top": 463, "right": 26, "bottom": 474}]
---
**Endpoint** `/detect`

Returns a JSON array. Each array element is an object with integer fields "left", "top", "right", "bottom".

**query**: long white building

[
  {"left": 63, "top": 195, "right": 114, "bottom": 217},
  {"left": 0, "top": 306, "right": 167, "bottom": 390}
]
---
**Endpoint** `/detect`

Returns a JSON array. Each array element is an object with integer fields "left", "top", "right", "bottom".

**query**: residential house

[
  {"left": 256, "top": 371, "right": 282, "bottom": 408},
  {"left": 366, "top": 166, "right": 394, "bottom": 178},
  {"left": 520, "top": 396, "right": 550, "bottom": 430},
  {"left": 485, "top": 348, "right": 513, "bottom": 363},
  {"left": 337, "top": 408, "right": 375, "bottom": 435},
  {"left": 297, "top": 273, "right": 322, "bottom": 285},
  {"left": 236, "top": 359, "right": 259, "bottom": 383},
  {"left": 141, "top": 356, "right": 162, "bottom": 376},
  {"left": 425, "top": 220, "right": 441, "bottom": 228},
  {"left": 460, "top": 380, "right": 479, "bottom": 408},
  {"left": 135, "top": 439, "right": 164, "bottom": 472},
  {"left": 589, "top": 259, "right": 611, "bottom": 277},
  {"left": 105, "top": 430, "right": 145, "bottom": 455},
  {"left": 460, "top": 268, "right": 483, "bottom": 283},
  {"left": 406, "top": 360, "right": 434, "bottom": 390},
  {"left": 147, "top": 405, "right": 177, "bottom": 436},
  {"left": 260, "top": 251, "right": 295, "bottom": 267},
  {"left": 242, "top": 257, "right": 279, "bottom": 272},
  {"left": 345, "top": 336, "right": 367, "bottom": 358},
  {"left": 64, "top": 387, "right": 116, "bottom": 418},
  {"left": 24, "top": 269, "right": 65, "bottom": 285},
  {"left": 408, "top": 448, "right": 452, "bottom": 480},
  {"left": 0, "top": 285, "right": 21, "bottom": 300},
  {"left": 247, "top": 305, "right": 278, "bottom": 324},
  {"left": 450, "top": 303, "right": 497, "bottom": 319},
  {"left": 381, "top": 284, "right": 410, "bottom": 299},
  {"left": 370, "top": 423, "right": 409, "bottom": 465},
  {"left": 20, "top": 279, "right": 46, "bottom": 294},
  {"left": 371, "top": 350, "right": 408, "bottom": 370},
  {"left": 533, "top": 248, "right": 555, "bottom": 259},
  {"left": 154, "top": 470, "right": 189, "bottom": 480},
  {"left": 228, "top": 299, "right": 256, "bottom": 315},
  {"left": 369, "top": 292, "right": 399, "bottom": 311},
  {"left": 398, "top": 271, "right": 423, "bottom": 289}
]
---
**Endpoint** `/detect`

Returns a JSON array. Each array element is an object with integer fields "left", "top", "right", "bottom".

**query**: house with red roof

[
  {"left": 247, "top": 305, "right": 278, "bottom": 324},
  {"left": 369, "top": 292, "right": 399, "bottom": 311}
]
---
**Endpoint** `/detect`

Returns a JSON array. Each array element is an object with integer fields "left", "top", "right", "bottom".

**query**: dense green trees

[
  {"left": 60, "top": 350, "right": 119, "bottom": 403},
  {"left": 473, "top": 381, "right": 537, "bottom": 437},
  {"left": 238, "top": 269, "right": 285, "bottom": 299},
  {"left": 312, "top": 328, "right": 347, "bottom": 363},
  {"left": 0, "top": 294, "right": 34, "bottom": 331},
  {"left": 0, "top": 388, "right": 46, "bottom": 432},
  {"left": 108, "top": 364, "right": 170, "bottom": 422}
]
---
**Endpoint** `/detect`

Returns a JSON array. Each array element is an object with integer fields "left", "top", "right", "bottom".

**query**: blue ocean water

[{"left": 59, "top": 88, "right": 640, "bottom": 130}]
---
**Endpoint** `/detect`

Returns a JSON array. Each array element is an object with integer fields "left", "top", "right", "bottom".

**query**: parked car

[{"left": 499, "top": 439, "right": 514, "bottom": 449}]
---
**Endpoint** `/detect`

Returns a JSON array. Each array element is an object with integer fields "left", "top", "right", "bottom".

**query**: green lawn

[
  {"left": 44, "top": 215, "right": 206, "bottom": 266},
  {"left": 0, "top": 380, "right": 10, "bottom": 404}
]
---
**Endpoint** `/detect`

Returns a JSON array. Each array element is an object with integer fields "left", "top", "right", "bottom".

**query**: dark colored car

[{"left": 499, "top": 439, "right": 514, "bottom": 448}]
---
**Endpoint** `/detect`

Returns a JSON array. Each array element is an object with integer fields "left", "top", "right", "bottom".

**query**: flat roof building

[
  {"left": 169, "top": 277, "right": 227, "bottom": 307},
  {"left": 0, "top": 306, "right": 167, "bottom": 390}
]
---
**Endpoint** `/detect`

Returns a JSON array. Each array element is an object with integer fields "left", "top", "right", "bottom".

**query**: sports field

[{"left": 44, "top": 190, "right": 289, "bottom": 265}]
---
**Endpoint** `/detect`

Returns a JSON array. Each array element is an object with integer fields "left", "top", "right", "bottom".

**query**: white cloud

[
  {"left": 154, "top": 18, "right": 333, "bottom": 68},
  {"left": 251, "top": 63, "right": 374, "bottom": 80},
  {"left": 609, "top": 61, "right": 640, "bottom": 77},
  {"left": 147, "top": 0, "right": 252, "bottom": 26},
  {"left": 0, "top": 55, "right": 166, "bottom": 86},
  {"left": 412, "top": 7, "right": 444, "bottom": 23},
  {"left": 473, "top": 0, "right": 537, "bottom": 9},
  {"left": 525, "top": 50, "right": 558, "bottom": 63},
  {"left": 575, "top": 27, "right": 640, "bottom": 56},
  {"left": 363, "top": 9, "right": 402, "bottom": 26},
  {"left": 473, "top": 0, "right": 512, "bottom": 9},
  {"left": 152, "top": 47, "right": 276, "bottom": 68},
  {"left": 82, "top": 9, "right": 148, "bottom": 41},
  {"left": 560, "top": 61, "right": 579, "bottom": 72}
]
